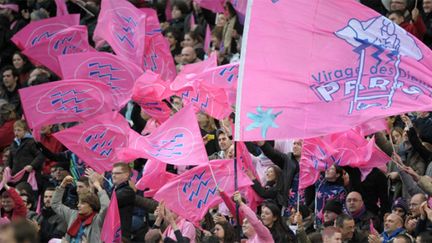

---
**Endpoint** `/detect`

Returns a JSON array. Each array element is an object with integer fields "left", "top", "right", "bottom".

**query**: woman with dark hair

[
  {"left": 169, "top": 0, "right": 190, "bottom": 36},
  {"left": 232, "top": 191, "right": 273, "bottom": 243},
  {"left": 313, "top": 165, "right": 347, "bottom": 227},
  {"left": 221, "top": 1, "right": 243, "bottom": 56},
  {"left": 260, "top": 201, "right": 296, "bottom": 243},
  {"left": 247, "top": 165, "right": 284, "bottom": 207},
  {"left": 11, "top": 52, "right": 34, "bottom": 87},
  {"left": 164, "top": 27, "right": 183, "bottom": 64},
  {"left": 213, "top": 221, "right": 237, "bottom": 243},
  {"left": 182, "top": 30, "right": 205, "bottom": 60}
]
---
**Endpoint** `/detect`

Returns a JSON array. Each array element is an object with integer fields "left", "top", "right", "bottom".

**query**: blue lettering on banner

[
  {"left": 114, "top": 15, "right": 137, "bottom": 48},
  {"left": 50, "top": 89, "right": 90, "bottom": 113},
  {"left": 84, "top": 129, "right": 115, "bottom": 157},
  {"left": 149, "top": 133, "right": 184, "bottom": 158},
  {"left": 309, "top": 16, "right": 430, "bottom": 114},
  {"left": 31, "top": 31, "right": 56, "bottom": 46},
  {"left": 182, "top": 170, "right": 217, "bottom": 209},
  {"left": 88, "top": 62, "right": 121, "bottom": 89}
]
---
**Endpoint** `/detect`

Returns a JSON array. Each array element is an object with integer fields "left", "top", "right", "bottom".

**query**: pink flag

[
  {"left": 53, "top": 112, "right": 132, "bottom": 173},
  {"left": 136, "top": 159, "right": 177, "bottom": 197},
  {"left": 93, "top": 0, "right": 146, "bottom": 67},
  {"left": 194, "top": 0, "right": 225, "bottom": 13},
  {"left": 230, "top": 0, "right": 247, "bottom": 24},
  {"left": 235, "top": 0, "right": 432, "bottom": 141},
  {"left": 204, "top": 24, "right": 211, "bottom": 53},
  {"left": 179, "top": 85, "right": 232, "bottom": 120},
  {"left": 19, "top": 79, "right": 118, "bottom": 130},
  {"left": 194, "top": 62, "right": 239, "bottom": 90},
  {"left": 355, "top": 119, "right": 388, "bottom": 136},
  {"left": 171, "top": 55, "right": 232, "bottom": 119},
  {"left": 140, "top": 8, "right": 163, "bottom": 36},
  {"left": 55, "top": 0, "right": 68, "bottom": 16},
  {"left": 118, "top": 105, "right": 209, "bottom": 165},
  {"left": 190, "top": 14, "right": 196, "bottom": 30},
  {"left": 154, "top": 159, "right": 253, "bottom": 223},
  {"left": 22, "top": 25, "right": 94, "bottom": 77},
  {"left": 58, "top": 51, "right": 143, "bottom": 107},
  {"left": 299, "top": 138, "right": 338, "bottom": 190},
  {"left": 142, "top": 33, "right": 177, "bottom": 82},
  {"left": 165, "top": 0, "right": 172, "bottom": 21},
  {"left": 171, "top": 53, "right": 217, "bottom": 91},
  {"left": 101, "top": 192, "right": 122, "bottom": 243},
  {"left": 11, "top": 14, "right": 79, "bottom": 50},
  {"left": 132, "top": 71, "right": 173, "bottom": 122}
]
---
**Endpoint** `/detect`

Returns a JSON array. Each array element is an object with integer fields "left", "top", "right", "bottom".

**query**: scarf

[
  {"left": 347, "top": 204, "right": 366, "bottom": 219},
  {"left": 67, "top": 212, "right": 96, "bottom": 237},
  {"left": 381, "top": 227, "right": 404, "bottom": 243}
]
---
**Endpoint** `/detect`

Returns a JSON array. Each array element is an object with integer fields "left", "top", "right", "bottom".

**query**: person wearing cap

[
  {"left": 391, "top": 197, "right": 409, "bottom": 219},
  {"left": 323, "top": 200, "right": 343, "bottom": 225},
  {"left": 49, "top": 163, "right": 78, "bottom": 209},
  {"left": 51, "top": 175, "right": 109, "bottom": 243}
]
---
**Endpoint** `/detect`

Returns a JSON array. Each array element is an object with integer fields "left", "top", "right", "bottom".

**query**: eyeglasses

[{"left": 346, "top": 198, "right": 361, "bottom": 203}]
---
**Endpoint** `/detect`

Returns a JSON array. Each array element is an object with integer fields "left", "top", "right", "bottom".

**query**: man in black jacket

[
  {"left": 111, "top": 162, "right": 136, "bottom": 240},
  {"left": 39, "top": 187, "right": 67, "bottom": 243}
]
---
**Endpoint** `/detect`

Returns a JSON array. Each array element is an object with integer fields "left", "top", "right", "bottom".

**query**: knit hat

[
  {"left": 323, "top": 200, "right": 343, "bottom": 215},
  {"left": 392, "top": 198, "right": 409, "bottom": 215}
]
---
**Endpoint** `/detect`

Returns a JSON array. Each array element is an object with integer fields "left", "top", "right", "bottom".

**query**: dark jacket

[
  {"left": 7, "top": 136, "right": 45, "bottom": 175},
  {"left": 115, "top": 181, "right": 136, "bottom": 239},
  {"left": 39, "top": 207, "right": 67, "bottom": 243},
  {"left": 259, "top": 142, "right": 299, "bottom": 207}
]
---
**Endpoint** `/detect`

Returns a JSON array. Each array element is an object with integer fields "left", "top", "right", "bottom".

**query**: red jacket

[{"left": 1, "top": 188, "right": 27, "bottom": 221}]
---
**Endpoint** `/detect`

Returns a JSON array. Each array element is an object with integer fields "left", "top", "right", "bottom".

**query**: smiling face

[
  {"left": 260, "top": 206, "right": 277, "bottom": 228},
  {"left": 12, "top": 54, "right": 24, "bottom": 70}
]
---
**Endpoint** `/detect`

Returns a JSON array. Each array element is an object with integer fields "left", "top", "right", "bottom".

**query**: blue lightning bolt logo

[{"left": 31, "top": 31, "right": 56, "bottom": 46}]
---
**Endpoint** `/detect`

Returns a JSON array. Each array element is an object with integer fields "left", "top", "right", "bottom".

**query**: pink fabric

[
  {"left": 117, "top": 105, "right": 209, "bottom": 166},
  {"left": 55, "top": 0, "right": 68, "bottom": 16},
  {"left": 299, "top": 129, "right": 391, "bottom": 189},
  {"left": 12, "top": 14, "right": 80, "bottom": 50},
  {"left": 141, "top": 118, "right": 160, "bottom": 135},
  {"left": 154, "top": 159, "right": 252, "bottom": 223},
  {"left": 194, "top": 0, "right": 224, "bottom": 13},
  {"left": 0, "top": 167, "right": 38, "bottom": 191},
  {"left": 53, "top": 112, "right": 132, "bottom": 173},
  {"left": 190, "top": 14, "right": 196, "bottom": 30},
  {"left": 140, "top": 8, "right": 162, "bottom": 36},
  {"left": 93, "top": 0, "right": 147, "bottom": 67},
  {"left": 101, "top": 192, "right": 122, "bottom": 243},
  {"left": 132, "top": 71, "right": 173, "bottom": 122},
  {"left": 171, "top": 54, "right": 217, "bottom": 91},
  {"left": 355, "top": 119, "right": 388, "bottom": 136},
  {"left": 235, "top": 0, "right": 432, "bottom": 141},
  {"left": 163, "top": 218, "right": 196, "bottom": 243},
  {"left": 22, "top": 25, "right": 94, "bottom": 77},
  {"left": 19, "top": 79, "right": 117, "bottom": 130},
  {"left": 165, "top": 0, "right": 172, "bottom": 21},
  {"left": 0, "top": 4, "right": 19, "bottom": 12},
  {"left": 230, "top": 0, "right": 247, "bottom": 24},
  {"left": 142, "top": 33, "right": 177, "bottom": 82},
  {"left": 136, "top": 159, "right": 176, "bottom": 197},
  {"left": 204, "top": 24, "right": 211, "bottom": 53},
  {"left": 299, "top": 138, "right": 337, "bottom": 190},
  {"left": 58, "top": 51, "right": 143, "bottom": 107},
  {"left": 239, "top": 204, "right": 274, "bottom": 243},
  {"left": 171, "top": 55, "right": 233, "bottom": 119}
]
